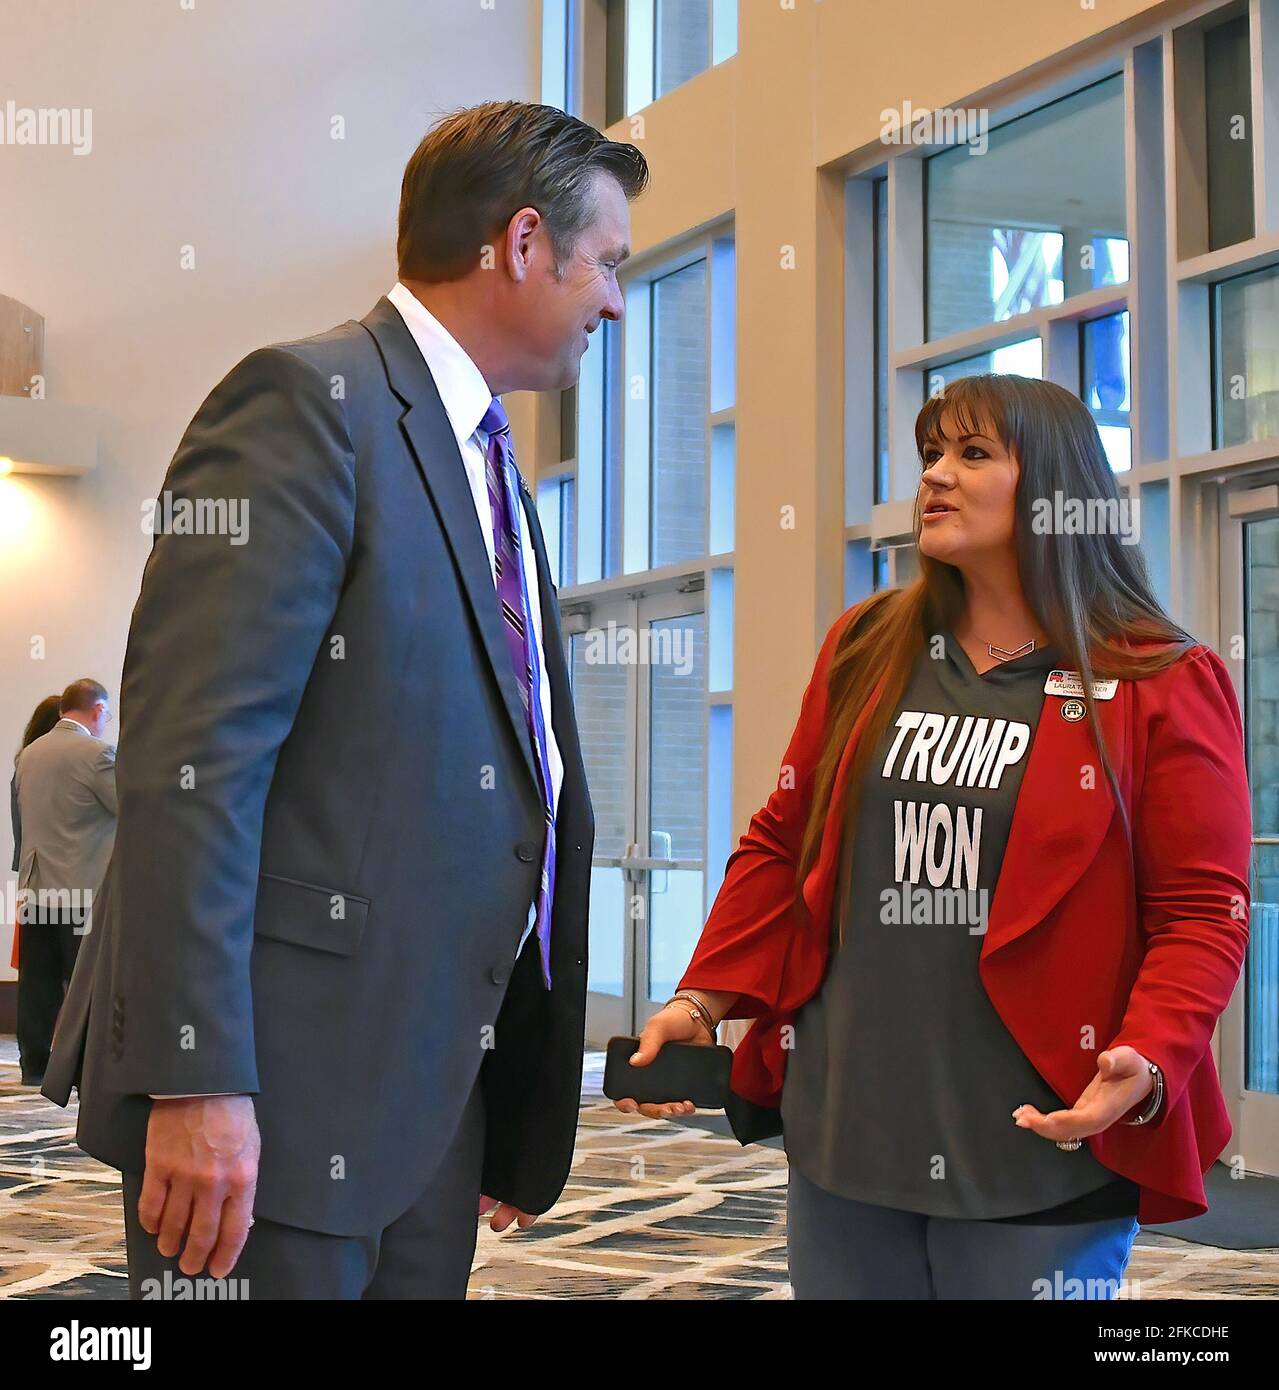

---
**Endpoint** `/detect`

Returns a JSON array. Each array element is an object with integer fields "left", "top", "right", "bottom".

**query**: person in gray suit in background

[
  {"left": 43, "top": 101, "right": 646, "bottom": 1299},
  {"left": 12, "top": 680, "right": 117, "bottom": 1086}
]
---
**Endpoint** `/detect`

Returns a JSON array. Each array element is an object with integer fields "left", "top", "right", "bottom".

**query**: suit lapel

[
  {"left": 361, "top": 297, "right": 539, "bottom": 797},
  {"left": 980, "top": 681, "right": 1129, "bottom": 961}
]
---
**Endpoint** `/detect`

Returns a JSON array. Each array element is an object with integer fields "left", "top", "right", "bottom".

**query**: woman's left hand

[{"left": 1012, "top": 1046, "right": 1155, "bottom": 1143}]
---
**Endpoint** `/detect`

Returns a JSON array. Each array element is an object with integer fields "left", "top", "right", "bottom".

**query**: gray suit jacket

[
  {"left": 13, "top": 722, "right": 117, "bottom": 909},
  {"left": 43, "top": 298, "right": 595, "bottom": 1237}
]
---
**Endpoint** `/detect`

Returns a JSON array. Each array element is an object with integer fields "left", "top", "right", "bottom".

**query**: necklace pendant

[{"left": 986, "top": 638, "right": 1035, "bottom": 662}]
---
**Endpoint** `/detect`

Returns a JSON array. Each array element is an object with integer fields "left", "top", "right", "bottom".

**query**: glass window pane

[
  {"left": 1246, "top": 518, "right": 1279, "bottom": 837},
  {"left": 1246, "top": 860, "right": 1279, "bottom": 1094},
  {"left": 711, "top": 0, "right": 737, "bottom": 65},
  {"left": 708, "top": 568, "right": 733, "bottom": 692},
  {"left": 602, "top": 319, "right": 623, "bottom": 577},
  {"left": 924, "top": 337, "right": 1043, "bottom": 400},
  {"left": 709, "top": 236, "right": 736, "bottom": 413},
  {"left": 572, "top": 627, "right": 630, "bottom": 1003},
  {"left": 926, "top": 76, "right": 1127, "bottom": 340},
  {"left": 1245, "top": 518, "right": 1279, "bottom": 1094},
  {"left": 1205, "top": 13, "right": 1255, "bottom": 251},
  {"left": 647, "top": 611, "right": 706, "bottom": 1003},
  {"left": 540, "top": 0, "right": 571, "bottom": 110},
  {"left": 874, "top": 177, "right": 889, "bottom": 505},
  {"left": 656, "top": 0, "right": 710, "bottom": 100},
  {"left": 1082, "top": 310, "right": 1132, "bottom": 473},
  {"left": 573, "top": 312, "right": 621, "bottom": 585},
  {"left": 846, "top": 537, "right": 874, "bottom": 608},
  {"left": 537, "top": 476, "right": 577, "bottom": 589},
  {"left": 874, "top": 548, "right": 889, "bottom": 591},
  {"left": 588, "top": 866, "right": 625, "bottom": 998},
  {"left": 709, "top": 423, "right": 735, "bottom": 554},
  {"left": 1216, "top": 265, "right": 1279, "bottom": 448},
  {"left": 648, "top": 869, "right": 705, "bottom": 1002},
  {"left": 706, "top": 703, "right": 732, "bottom": 910},
  {"left": 535, "top": 478, "right": 563, "bottom": 588},
  {"left": 648, "top": 613, "right": 705, "bottom": 863},
  {"left": 651, "top": 259, "right": 708, "bottom": 566},
  {"left": 559, "top": 476, "right": 577, "bottom": 587},
  {"left": 570, "top": 630, "right": 629, "bottom": 860}
]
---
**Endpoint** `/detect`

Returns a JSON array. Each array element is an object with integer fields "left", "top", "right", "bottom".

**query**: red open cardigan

[{"left": 679, "top": 604, "right": 1252, "bottom": 1225}]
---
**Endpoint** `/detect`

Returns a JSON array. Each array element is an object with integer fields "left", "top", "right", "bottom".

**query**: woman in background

[
  {"left": 616, "top": 376, "right": 1251, "bottom": 1300},
  {"left": 10, "top": 694, "right": 62, "bottom": 1082}
]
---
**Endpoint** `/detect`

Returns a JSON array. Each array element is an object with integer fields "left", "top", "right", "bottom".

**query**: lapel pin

[{"left": 1060, "top": 698, "right": 1087, "bottom": 722}]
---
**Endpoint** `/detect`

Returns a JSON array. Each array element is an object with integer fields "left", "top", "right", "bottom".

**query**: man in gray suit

[
  {"left": 44, "top": 101, "right": 646, "bottom": 1298},
  {"left": 13, "top": 678, "right": 117, "bottom": 1086}
]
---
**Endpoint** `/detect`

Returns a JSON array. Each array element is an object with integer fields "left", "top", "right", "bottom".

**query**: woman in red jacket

[{"left": 614, "top": 375, "right": 1252, "bottom": 1300}]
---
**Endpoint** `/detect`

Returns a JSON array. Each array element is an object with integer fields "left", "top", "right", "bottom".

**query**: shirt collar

[
  {"left": 56, "top": 718, "right": 90, "bottom": 736},
  {"left": 386, "top": 282, "right": 495, "bottom": 450}
]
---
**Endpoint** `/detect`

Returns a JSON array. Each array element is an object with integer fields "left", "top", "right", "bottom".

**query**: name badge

[{"left": 1044, "top": 669, "right": 1118, "bottom": 701}]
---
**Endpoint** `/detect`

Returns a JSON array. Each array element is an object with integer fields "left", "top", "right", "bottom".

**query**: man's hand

[
  {"left": 478, "top": 1195, "right": 537, "bottom": 1232},
  {"left": 138, "top": 1095, "right": 260, "bottom": 1279},
  {"left": 1012, "top": 1046, "right": 1157, "bottom": 1143}
]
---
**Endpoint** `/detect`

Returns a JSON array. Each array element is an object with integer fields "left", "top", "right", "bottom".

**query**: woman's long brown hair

[
  {"left": 20, "top": 695, "right": 62, "bottom": 751},
  {"left": 796, "top": 374, "right": 1193, "bottom": 900}
]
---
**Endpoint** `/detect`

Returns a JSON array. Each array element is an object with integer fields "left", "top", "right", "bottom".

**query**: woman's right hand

[{"left": 611, "top": 1002, "right": 711, "bottom": 1121}]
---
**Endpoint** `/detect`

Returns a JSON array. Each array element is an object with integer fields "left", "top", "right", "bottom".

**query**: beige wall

[
  {"left": 565, "top": 0, "right": 1182, "bottom": 850},
  {"left": 0, "top": 0, "right": 540, "bottom": 979}
]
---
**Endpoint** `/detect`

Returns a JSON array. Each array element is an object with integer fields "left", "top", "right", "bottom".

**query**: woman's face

[{"left": 915, "top": 407, "right": 1020, "bottom": 568}]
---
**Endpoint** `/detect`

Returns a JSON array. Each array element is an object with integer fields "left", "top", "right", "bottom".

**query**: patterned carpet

[{"left": 1, "top": 1041, "right": 1276, "bottom": 1299}]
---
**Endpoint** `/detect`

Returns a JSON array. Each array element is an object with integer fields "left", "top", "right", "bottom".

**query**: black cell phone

[{"left": 602, "top": 1035, "right": 733, "bottom": 1109}]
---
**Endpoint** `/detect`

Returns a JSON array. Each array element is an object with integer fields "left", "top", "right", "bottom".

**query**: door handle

[
  {"left": 620, "top": 841, "right": 643, "bottom": 884},
  {"left": 650, "top": 831, "right": 672, "bottom": 894}
]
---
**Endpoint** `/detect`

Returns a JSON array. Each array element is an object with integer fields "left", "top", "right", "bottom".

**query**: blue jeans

[{"left": 787, "top": 1165, "right": 1141, "bottom": 1300}]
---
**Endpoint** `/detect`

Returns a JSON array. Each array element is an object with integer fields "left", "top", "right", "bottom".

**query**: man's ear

[{"left": 506, "top": 206, "right": 543, "bottom": 284}]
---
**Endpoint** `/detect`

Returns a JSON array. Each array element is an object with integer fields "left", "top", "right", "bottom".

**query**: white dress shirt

[{"left": 388, "top": 281, "right": 564, "bottom": 955}]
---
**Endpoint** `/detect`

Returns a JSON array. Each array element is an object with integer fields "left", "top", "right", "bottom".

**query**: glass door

[
  {"left": 1219, "top": 480, "right": 1279, "bottom": 1175},
  {"left": 564, "top": 585, "right": 707, "bottom": 1044},
  {"left": 633, "top": 591, "right": 707, "bottom": 1029},
  {"left": 567, "top": 593, "right": 634, "bottom": 1043}
]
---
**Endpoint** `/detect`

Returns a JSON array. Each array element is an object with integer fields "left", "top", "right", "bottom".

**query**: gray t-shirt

[{"left": 781, "top": 630, "right": 1139, "bottom": 1221}]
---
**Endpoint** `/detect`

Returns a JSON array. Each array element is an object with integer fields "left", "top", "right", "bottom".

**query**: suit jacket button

[
  {"left": 515, "top": 842, "right": 536, "bottom": 862},
  {"left": 490, "top": 963, "right": 511, "bottom": 986}
]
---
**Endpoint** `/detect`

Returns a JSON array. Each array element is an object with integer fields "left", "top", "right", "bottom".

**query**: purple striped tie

[{"left": 481, "top": 397, "right": 556, "bottom": 989}]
